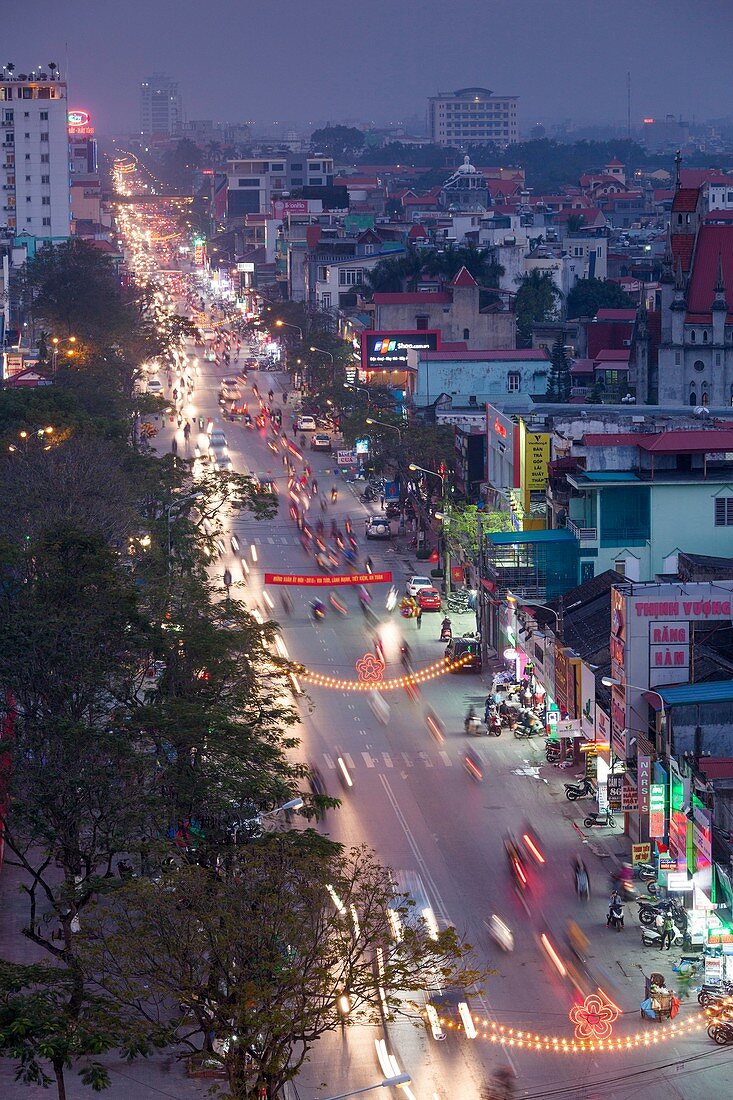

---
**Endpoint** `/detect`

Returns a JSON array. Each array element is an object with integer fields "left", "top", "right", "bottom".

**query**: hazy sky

[{"left": 6, "top": 0, "right": 733, "bottom": 134}]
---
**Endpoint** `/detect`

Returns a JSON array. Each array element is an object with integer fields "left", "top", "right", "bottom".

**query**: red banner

[{"left": 264, "top": 571, "right": 392, "bottom": 587}]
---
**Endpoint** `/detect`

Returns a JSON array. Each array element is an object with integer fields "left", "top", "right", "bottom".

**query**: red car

[{"left": 417, "top": 586, "right": 442, "bottom": 611}]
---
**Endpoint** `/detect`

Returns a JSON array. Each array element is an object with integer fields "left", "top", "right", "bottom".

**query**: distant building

[
  {"left": 428, "top": 88, "right": 519, "bottom": 146},
  {"left": 0, "top": 64, "right": 71, "bottom": 242},
  {"left": 217, "top": 154, "right": 334, "bottom": 220},
  {"left": 140, "top": 74, "right": 182, "bottom": 137},
  {"left": 439, "top": 156, "right": 490, "bottom": 211},
  {"left": 642, "top": 114, "right": 690, "bottom": 153}
]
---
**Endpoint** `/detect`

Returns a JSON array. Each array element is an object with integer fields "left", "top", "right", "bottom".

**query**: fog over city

[{"left": 6, "top": 0, "right": 733, "bottom": 132}]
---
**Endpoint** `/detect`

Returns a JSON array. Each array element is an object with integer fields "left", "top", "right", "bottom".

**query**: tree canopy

[
  {"left": 566, "top": 276, "right": 633, "bottom": 319},
  {"left": 310, "top": 125, "right": 365, "bottom": 162}
]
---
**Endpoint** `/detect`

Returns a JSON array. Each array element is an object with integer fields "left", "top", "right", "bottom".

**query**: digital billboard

[{"left": 361, "top": 330, "right": 440, "bottom": 372}]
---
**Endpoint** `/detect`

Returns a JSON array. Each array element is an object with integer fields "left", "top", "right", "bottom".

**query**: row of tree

[{"left": 0, "top": 245, "right": 478, "bottom": 1100}]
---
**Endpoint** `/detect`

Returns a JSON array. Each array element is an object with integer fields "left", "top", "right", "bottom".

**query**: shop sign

[
  {"left": 649, "top": 783, "right": 666, "bottom": 838},
  {"left": 621, "top": 782, "right": 639, "bottom": 812},
  {"left": 362, "top": 330, "right": 439, "bottom": 371},
  {"left": 666, "top": 871, "right": 691, "bottom": 892},
  {"left": 637, "top": 755, "right": 651, "bottom": 814},
  {"left": 607, "top": 774, "right": 624, "bottom": 810},
  {"left": 632, "top": 594, "right": 732, "bottom": 621},
  {"left": 595, "top": 704, "right": 610, "bottom": 745},
  {"left": 705, "top": 955, "right": 725, "bottom": 982},
  {"left": 337, "top": 450, "right": 356, "bottom": 465},
  {"left": 692, "top": 803, "right": 712, "bottom": 870},
  {"left": 632, "top": 843, "right": 651, "bottom": 864},
  {"left": 707, "top": 933, "right": 733, "bottom": 946},
  {"left": 658, "top": 857, "right": 676, "bottom": 871},
  {"left": 521, "top": 430, "right": 550, "bottom": 491},
  {"left": 554, "top": 718, "right": 581, "bottom": 735},
  {"left": 554, "top": 646, "right": 570, "bottom": 715}
]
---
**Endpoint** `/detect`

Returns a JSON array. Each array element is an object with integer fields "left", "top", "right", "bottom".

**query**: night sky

[{"left": 6, "top": 0, "right": 733, "bottom": 134}]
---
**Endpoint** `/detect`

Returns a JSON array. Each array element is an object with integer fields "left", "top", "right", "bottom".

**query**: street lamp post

[
  {"left": 275, "top": 319, "right": 303, "bottom": 341},
  {"left": 601, "top": 676, "right": 667, "bottom": 756},
  {"left": 322, "top": 1074, "right": 411, "bottom": 1100},
  {"left": 408, "top": 463, "right": 447, "bottom": 588},
  {"left": 310, "top": 344, "right": 336, "bottom": 386},
  {"left": 506, "top": 593, "right": 562, "bottom": 633},
  {"left": 366, "top": 417, "right": 402, "bottom": 443}
]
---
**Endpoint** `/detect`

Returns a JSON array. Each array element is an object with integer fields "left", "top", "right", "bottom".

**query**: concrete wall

[
  {"left": 414, "top": 356, "right": 548, "bottom": 406},
  {"left": 375, "top": 287, "right": 516, "bottom": 349}
]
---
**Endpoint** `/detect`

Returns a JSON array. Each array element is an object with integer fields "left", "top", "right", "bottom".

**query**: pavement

[{"left": 3, "top": 302, "right": 732, "bottom": 1099}]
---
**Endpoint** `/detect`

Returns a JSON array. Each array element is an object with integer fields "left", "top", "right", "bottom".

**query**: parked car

[
  {"left": 297, "top": 415, "right": 317, "bottom": 431},
  {"left": 365, "top": 516, "right": 392, "bottom": 540},
  {"left": 445, "top": 637, "right": 482, "bottom": 673},
  {"left": 417, "top": 586, "right": 442, "bottom": 611},
  {"left": 405, "top": 575, "right": 432, "bottom": 597},
  {"left": 310, "top": 433, "right": 332, "bottom": 452}
]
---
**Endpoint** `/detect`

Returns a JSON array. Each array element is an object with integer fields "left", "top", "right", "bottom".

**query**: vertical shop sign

[
  {"left": 649, "top": 783, "right": 666, "bottom": 838},
  {"left": 637, "top": 755, "right": 651, "bottom": 814}
]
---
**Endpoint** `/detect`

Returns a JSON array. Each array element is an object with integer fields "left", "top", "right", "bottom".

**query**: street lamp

[
  {"left": 344, "top": 381, "right": 370, "bottom": 399},
  {"left": 408, "top": 462, "right": 444, "bottom": 496},
  {"left": 275, "top": 319, "right": 303, "bottom": 340},
  {"left": 322, "top": 1074, "right": 411, "bottom": 1100},
  {"left": 506, "top": 593, "right": 561, "bottom": 631},
  {"left": 310, "top": 345, "right": 336, "bottom": 386},
  {"left": 366, "top": 417, "right": 402, "bottom": 443},
  {"left": 260, "top": 797, "right": 304, "bottom": 818}
]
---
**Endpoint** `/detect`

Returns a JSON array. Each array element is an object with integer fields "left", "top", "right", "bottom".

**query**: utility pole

[{"left": 626, "top": 71, "right": 631, "bottom": 143}]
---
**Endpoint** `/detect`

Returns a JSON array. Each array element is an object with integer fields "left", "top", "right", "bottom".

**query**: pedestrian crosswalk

[{"left": 321, "top": 749, "right": 457, "bottom": 772}]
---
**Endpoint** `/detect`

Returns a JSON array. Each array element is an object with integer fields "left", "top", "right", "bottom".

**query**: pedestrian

[
  {"left": 416, "top": 607, "right": 423, "bottom": 630},
  {"left": 171, "top": 437, "right": 178, "bottom": 454},
  {"left": 660, "top": 913, "right": 674, "bottom": 950},
  {"left": 183, "top": 421, "right": 191, "bottom": 441}
]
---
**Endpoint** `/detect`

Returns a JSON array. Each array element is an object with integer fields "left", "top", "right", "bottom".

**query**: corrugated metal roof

[
  {"left": 488, "top": 529, "right": 577, "bottom": 545},
  {"left": 652, "top": 682, "right": 733, "bottom": 705}
]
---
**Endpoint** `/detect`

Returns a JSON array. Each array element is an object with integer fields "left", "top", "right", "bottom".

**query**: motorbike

[
  {"left": 584, "top": 810, "right": 617, "bottom": 828},
  {"left": 637, "top": 898, "right": 687, "bottom": 930},
  {"left": 708, "top": 1020, "right": 733, "bottom": 1045},
  {"left": 513, "top": 716, "right": 541, "bottom": 739},
  {"left": 311, "top": 600, "right": 326, "bottom": 621},
  {"left": 485, "top": 712, "right": 503, "bottom": 737},
  {"left": 641, "top": 919, "right": 689, "bottom": 950},
  {"left": 634, "top": 862, "right": 658, "bottom": 882},
  {"left": 607, "top": 901, "right": 624, "bottom": 930},
  {"left": 440, "top": 618, "right": 453, "bottom": 641},
  {"left": 564, "top": 777, "right": 595, "bottom": 800},
  {"left": 698, "top": 981, "right": 733, "bottom": 1007},
  {"left": 464, "top": 711, "right": 482, "bottom": 735},
  {"left": 485, "top": 914, "right": 514, "bottom": 952},
  {"left": 463, "top": 749, "right": 484, "bottom": 782}
]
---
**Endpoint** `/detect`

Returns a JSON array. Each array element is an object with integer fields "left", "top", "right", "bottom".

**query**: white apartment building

[
  {"left": 140, "top": 74, "right": 182, "bottom": 137},
  {"left": 1, "top": 67, "right": 70, "bottom": 241},
  {"left": 428, "top": 87, "right": 519, "bottom": 146},
  {"left": 221, "top": 155, "right": 334, "bottom": 219}
]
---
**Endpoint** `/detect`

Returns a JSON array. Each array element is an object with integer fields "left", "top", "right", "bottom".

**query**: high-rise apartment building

[
  {"left": 0, "top": 64, "right": 71, "bottom": 241},
  {"left": 140, "top": 73, "right": 182, "bottom": 137},
  {"left": 428, "top": 87, "right": 519, "bottom": 146}
]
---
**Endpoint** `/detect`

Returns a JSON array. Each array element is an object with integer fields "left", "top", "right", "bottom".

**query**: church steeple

[{"left": 712, "top": 253, "right": 727, "bottom": 311}]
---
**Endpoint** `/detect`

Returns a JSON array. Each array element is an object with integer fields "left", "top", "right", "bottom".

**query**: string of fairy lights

[
  {"left": 299, "top": 655, "right": 470, "bottom": 691},
  {"left": 429, "top": 1009, "right": 707, "bottom": 1053}
]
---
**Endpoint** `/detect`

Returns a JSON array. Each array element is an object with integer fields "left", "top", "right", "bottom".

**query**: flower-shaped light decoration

[
  {"left": 355, "top": 652, "right": 385, "bottom": 683},
  {"left": 569, "top": 993, "right": 619, "bottom": 1042}
]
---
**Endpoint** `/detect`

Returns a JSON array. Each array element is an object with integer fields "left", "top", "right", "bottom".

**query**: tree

[
  {"left": 566, "top": 214, "right": 586, "bottom": 233},
  {"left": 310, "top": 125, "right": 364, "bottom": 163},
  {"left": 82, "top": 840, "right": 481, "bottom": 1100},
  {"left": 566, "top": 277, "right": 633, "bottom": 319},
  {"left": 447, "top": 505, "right": 512, "bottom": 555},
  {"left": 0, "top": 962, "right": 166, "bottom": 1100},
  {"left": 546, "top": 340, "right": 572, "bottom": 402},
  {"left": 422, "top": 244, "right": 503, "bottom": 287},
  {"left": 514, "top": 270, "right": 563, "bottom": 348}
]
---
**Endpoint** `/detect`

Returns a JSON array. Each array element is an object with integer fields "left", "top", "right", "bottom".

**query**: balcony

[{"left": 566, "top": 518, "right": 597, "bottom": 546}]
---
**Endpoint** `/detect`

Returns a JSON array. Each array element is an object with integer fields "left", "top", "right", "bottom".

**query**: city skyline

[{"left": 6, "top": 0, "right": 733, "bottom": 136}]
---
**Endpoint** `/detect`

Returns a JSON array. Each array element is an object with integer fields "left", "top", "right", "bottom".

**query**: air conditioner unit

[{"left": 623, "top": 339, "right": 631, "bottom": 347}]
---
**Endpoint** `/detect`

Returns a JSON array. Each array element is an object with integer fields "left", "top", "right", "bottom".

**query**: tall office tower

[
  {"left": 140, "top": 73, "right": 182, "bottom": 137},
  {"left": 0, "top": 62, "right": 71, "bottom": 241}
]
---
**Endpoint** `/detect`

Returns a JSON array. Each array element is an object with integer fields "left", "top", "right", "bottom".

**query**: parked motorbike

[
  {"left": 698, "top": 981, "right": 733, "bottom": 1008},
  {"left": 584, "top": 810, "right": 617, "bottom": 828},
  {"left": 485, "top": 712, "right": 503, "bottom": 737},
  {"left": 707, "top": 1020, "right": 733, "bottom": 1045},
  {"left": 634, "top": 862, "right": 658, "bottom": 882},
  {"left": 564, "top": 777, "right": 595, "bottom": 800},
  {"left": 641, "top": 919, "right": 689, "bottom": 949},
  {"left": 637, "top": 898, "right": 687, "bottom": 930}
]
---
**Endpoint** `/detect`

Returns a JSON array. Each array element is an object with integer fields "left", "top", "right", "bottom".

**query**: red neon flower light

[
  {"left": 569, "top": 993, "right": 619, "bottom": 1042},
  {"left": 355, "top": 653, "right": 385, "bottom": 683}
]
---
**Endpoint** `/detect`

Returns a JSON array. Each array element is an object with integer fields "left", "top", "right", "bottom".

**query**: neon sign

[
  {"left": 494, "top": 418, "right": 507, "bottom": 438},
  {"left": 68, "top": 109, "right": 94, "bottom": 136}
]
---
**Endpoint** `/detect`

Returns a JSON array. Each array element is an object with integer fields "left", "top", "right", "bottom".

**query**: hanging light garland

[{"left": 300, "top": 655, "right": 469, "bottom": 691}]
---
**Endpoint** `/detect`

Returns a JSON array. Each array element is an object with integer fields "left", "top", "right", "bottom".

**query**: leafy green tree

[
  {"left": 422, "top": 244, "right": 504, "bottom": 286},
  {"left": 310, "top": 125, "right": 364, "bottom": 162},
  {"left": 514, "top": 270, "right": 563, "bottom": 347},
  {"left": 82, "top": 840, "right": 481, "bottom": 1100},
  {"left": 546, "top": 340, "right": 572, "bottom": 402},
  {"left": 447, "top": 504, "right": 512, "bottom": 555},
  {"left": 566, "top": 277, "right": 633, "bottom": 319},
  {"left": 0, "top": 962, "right": 166, "bottom": 1100}
]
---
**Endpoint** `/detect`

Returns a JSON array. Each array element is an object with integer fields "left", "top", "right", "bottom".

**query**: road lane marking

[
  {"left": 361, "top": 752, "right": 375, "bottom": 768},
  {"left": 383, "top": 753, "right": 393, "bottom": 768},
  {"left": 324, "top": 754, "right": 335, "bottom": 769},
  {"left": 438, "top": 751, "right": 452, "bottom": 767},
  {"left": 418, "top": 751, "right": 433, "bottom": 768},
  {"left": 342, "top": 752, "right": 355, "bottom": 770},
  {"left": 401, "top": 753, "right": 413, "bottom": 767}
]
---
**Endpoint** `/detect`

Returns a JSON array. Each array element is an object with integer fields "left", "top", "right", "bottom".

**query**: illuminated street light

[{"left": 366, "top": 417, "right": 401, "bottom": 443}]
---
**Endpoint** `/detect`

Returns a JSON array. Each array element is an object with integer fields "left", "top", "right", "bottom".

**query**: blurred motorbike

[{"left": 485, "top": 914, "right": 514, "bottom": 952}]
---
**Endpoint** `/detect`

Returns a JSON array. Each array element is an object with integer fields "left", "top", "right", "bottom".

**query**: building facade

[
  {"left": 428, "top": 88, "right": 519, "bottom": 146},
  {"left": 219, "top": 155, "right": 335, "bottom": 220},
  {"left": 140, "top": 74, "right": 182, "bottom": 137},
  {"left": 1, "top": 67, "right": 70, "bottom": 242}
]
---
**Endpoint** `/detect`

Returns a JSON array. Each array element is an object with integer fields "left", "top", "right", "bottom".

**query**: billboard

[
  {"left": 361, "top": 330, "right": 440, "bottom": 372},
  {"left": 68, "top": 109, "right": 94, "bottom": 135}
]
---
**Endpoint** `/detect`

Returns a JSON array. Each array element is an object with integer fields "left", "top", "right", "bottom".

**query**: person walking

[
  {"left": 171, "top": 437, "right": 178, "bottom": 454},
  {"left": 416, "top": 606, "right": 423, "bottom": 630},
  {"left": 660, "top": 913, "right": 675, "bottom": 950}
]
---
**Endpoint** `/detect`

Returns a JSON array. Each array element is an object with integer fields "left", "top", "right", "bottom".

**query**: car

[
  {"left": 146, "top": 378, "right": 163, "bottom": 394},
  {"left": 211, "top": 447, "right": 233, "bottom": 472},
  {"left": 365, "top": 516, "right": 392, "bottom": 540},
  {"left": 405, "top": 575, "right": 432, "bottom": 597},
  {"left": 310, "top": 433, "right": 332, "bottom": 452},
  {"left": 296, "top": 415, "right": 317, "bottom": 431},
  {"left": 444, "top": 636, "right": 482, "bottom": 673},
  {"left": 221, "top": 378, "right": 240, "bottom": 390},
  {"left": 417, "top": 586, "right": 442, "bottom": 611},
  {"left": 209, "top": 430, "right": 228, "bottom": 449}
]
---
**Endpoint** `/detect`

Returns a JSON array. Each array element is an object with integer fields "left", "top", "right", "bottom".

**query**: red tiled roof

[
  {"left": 637, "top": 429, "right": 733, "bottom": 453},
  {"left": 671, "top": 187, "right": 700, "bottom": 213},
  {"left": 653, "top": 189, "right": 675, "bottom": 202},
  {"left": 670, "top": 233, "right": 695, "bottom": 273},
  {"left": 595, "top": 349, "right": 630, "bottom": 362},
  {"left": 451, "top": 266, "right": 478, "bottom": 288},
  {"left": 570, "top": 359, "right": 594, "bottom": 375},
  {"left": 698, "top": 757, "right": 733, "bottom": 781},
  {"left": 583, "top": 433, "right": 646, "bottom": 447},
  {"left": 373, "top": 292, "right": 452, "bottom": 304},
  {"left": 587, "top": 321, "right": 633, "bottom": 359},
  {"left": 680, "top": 169, "right": 733, "bottom": 189},
  {"left": 595, "top": 309, "right": 637, "bottom": 321},
  {"left": 687, "top": 224, "right": 733, "bottom": 316},
  {"left": 706, "top": 210, "right": 733, "bottom": 223},
  {"left": 421, "top": 349, "right": 549, "bottom": 361}
]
